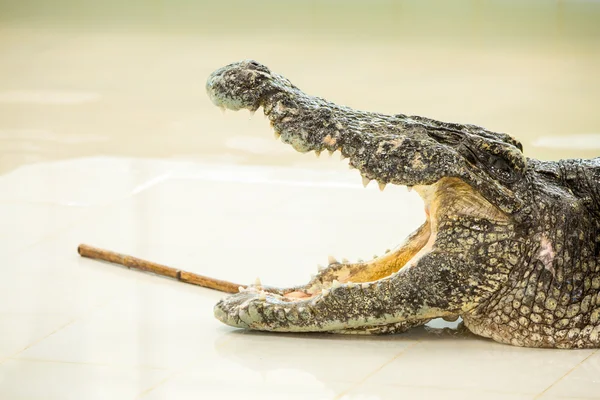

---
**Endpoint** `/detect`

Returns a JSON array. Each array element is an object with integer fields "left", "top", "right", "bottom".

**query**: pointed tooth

[
  {"left": 274, "top": 130, "right": 281, "bottom": 140},
  {"left": 342, "top": 257, "right": 349, "bottom": 264},
  {"left": 361, "top": 282, "right": 369, "bottom": 289},
  {"left": 317, "top": 264, "right": 325, "bottom": 272},
  {"left": 332, "top": 279, "right": 341, "bottom": 289},
  {"left": 255, "top": 277, "right": 262, "bottom": 287},
  {"left": 328, "top": 255, "right": 339, "bottom": 265},
  {"left": 361, "top": 176, "right": 370, "bottom": 188},
  {"left": 249, "top": 110, "right": 256, "bottom": 118},
  {"left": 378, "top": 181, "right": 386, "bottom": 191},
  {"left": 310, "top": 273, "right": 316, "bottom": 280},
  {"left": 407, "top": 186, "right": 413, "bottom": 192},
  {"left": 349, "top": 164, "right": 355, "bottom": 170},
  {"left": 340, "top": 152, "right": 346, "bottom": 161},
  {"left": 328, "top": 149, "right": 334, "bottom": 156},
  {"left": 258, "top": 291, "right": 267, "bottom": 301},
  {"left": 315, "top": 149, "right": 322, "bottom": 157},
  {"left": 219, "top": 106, "right": 226, "bottom": 114}
]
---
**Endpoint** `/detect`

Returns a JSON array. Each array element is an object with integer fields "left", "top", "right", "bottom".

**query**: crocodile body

[{"left": 206, "top": 60, "right": 600, "bottom": 348}]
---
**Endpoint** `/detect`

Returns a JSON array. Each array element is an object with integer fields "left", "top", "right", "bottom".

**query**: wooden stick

[{"left": 77, "top": 244, "right": 245, "bottom": 293}]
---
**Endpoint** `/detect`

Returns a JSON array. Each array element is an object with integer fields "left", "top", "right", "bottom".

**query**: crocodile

[{"left": 205, "top": 60, "right": 600, "bottom": 348}]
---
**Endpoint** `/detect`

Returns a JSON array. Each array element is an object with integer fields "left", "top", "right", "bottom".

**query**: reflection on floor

[{"left": 0, "top": 157, "right": 597, "bottom": 399}]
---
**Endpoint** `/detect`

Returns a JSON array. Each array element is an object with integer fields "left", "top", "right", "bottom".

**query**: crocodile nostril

[{"left": 247, "top": 60, "right": 262, "bottom": 70}]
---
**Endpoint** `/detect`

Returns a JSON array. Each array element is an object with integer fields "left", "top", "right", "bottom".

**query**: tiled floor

[{"left": 0, "top": 157, "right": 598, "bottom": 399}]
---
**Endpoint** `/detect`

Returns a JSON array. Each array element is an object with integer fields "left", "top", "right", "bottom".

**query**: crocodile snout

[{"left": 206, "top": 59, "right": 273, "bottom": 112}]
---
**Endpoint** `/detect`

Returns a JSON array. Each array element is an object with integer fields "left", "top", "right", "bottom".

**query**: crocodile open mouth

[{"left": 236, "top": 117, "right": 448, "bottom": 303}]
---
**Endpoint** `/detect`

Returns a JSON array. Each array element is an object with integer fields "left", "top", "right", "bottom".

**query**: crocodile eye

[
  {"left": 427, "top": 129, "right": 462, "bottom": 146},
  {"left": 488, "top": 154, "right": 514, "bottom": 181}
]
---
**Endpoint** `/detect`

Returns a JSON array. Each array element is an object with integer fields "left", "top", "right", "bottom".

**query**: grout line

[
  {"left": 0, "top": 300, "right": 111, "bottom": 366},
  {"left": 0, "top": 317, "right": 79, "bottom": 366},
  {"left": 134, "top": 367, "right": 192, "bottom": 399},
  {"left": 534, "top": 348, "right": 598, "bottom": 399},
  {"left": 333, "top": 340, "right": 421, "bottom": 400},
  {"left": 135, "top": 335, "right": 238, "bottom": 399}
]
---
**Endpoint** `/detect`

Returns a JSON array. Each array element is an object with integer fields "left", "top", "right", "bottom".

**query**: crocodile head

[{"left": 206, "top": 60, "right": 600, "bottom": 347}]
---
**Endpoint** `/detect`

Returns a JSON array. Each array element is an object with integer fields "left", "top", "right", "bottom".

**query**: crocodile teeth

[
  {"left": 407, "top": 186, "right": 413, "bottom": 192},
  {"left": 328, "top": 255, "right": 338, "bottom": 265},
  {"left": 255, "top": 277, "right": 262, "bottom": 287},
  {"left": 328, "top": 149, "right": 335, "bottom": 156},
  {"left": 332, "top": 279, "right": 341, "bottom": 289},
  {"left": 342, "top": 257, "right": 349, "bottom": 264},
  {"left": 349, "top": 164, "right": 355, "bottom": 170},
  {"left": 249, "top": 110, "right": 256, "bottom": 118},
  {"left": 378, "top": 181, "right": 386, "bottom": 191},
  {"left": 315, "top": 149, "right": 322, "bottom": 157},
  {"left": 362, "top": 176, "right": 370, "bottom": 188},
  {"left": 258, "top": 291, "right": 267, "bottom": 301},
  {"left": 219, "top": 106, "right": 226, "bottom": 113},
  {"left": 340, "top": 153, "right": 347, "bottom": 161},
  {"left": 274, "top": 130, "right": 281, "bottom": 140},
  {"left": 317, "top": 264, "right": 325, "bottom": 271},
  {"left": 310, "top": 273, "right": 316, "bottom": 280},
  {"left": 361, "top": 282, "right": 369, "bottom": 289}
]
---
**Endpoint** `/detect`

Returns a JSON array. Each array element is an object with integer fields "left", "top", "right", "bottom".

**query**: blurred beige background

[{"left": 0, "top": 0, "right": 599, "bottom": 174}]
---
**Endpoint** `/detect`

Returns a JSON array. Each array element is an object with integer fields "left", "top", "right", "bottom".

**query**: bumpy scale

[{"left": 206, "top": 60, "right": 600, "bottom": 348}]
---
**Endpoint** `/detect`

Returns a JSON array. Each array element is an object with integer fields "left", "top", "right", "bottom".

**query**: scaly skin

[{"left": 206, "top": 60, "right": 600, "bottom": 348}]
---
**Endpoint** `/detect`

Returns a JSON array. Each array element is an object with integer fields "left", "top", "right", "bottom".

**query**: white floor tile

[
  {"left": 0, "top": 313, "right": 73, "bottom": 360},
  {"left": 214, "top": 331, "right": 417, "bottom": 384},
  {"left": 0, "top": 358, "right": 168, "bottom": 400},
  {"left": 539, "top": 350, "right": 600, "bottom": 399},
  {"left": 141, "top": 374, "right": 343, "bottom": 400},
  {"left": 14, "top": 283, "right": 225, "bottom": 369},
  {"left": 342, "top": 383, "right": 534, "bottom": 400},
  {"left": 0, "top": 202, "right": 90, "bottom": 259},
  {"left": 363, "top": 335, "right": 594, "bottom": 396}
]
